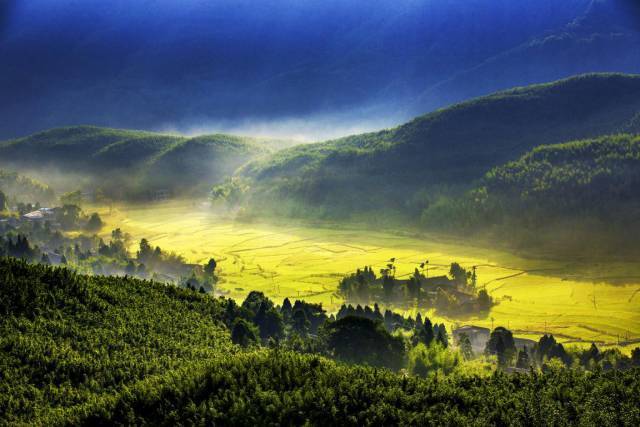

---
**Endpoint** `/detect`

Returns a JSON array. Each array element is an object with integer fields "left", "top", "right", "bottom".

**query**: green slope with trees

[
  {"left": 0, "top": 126, "right": 268, "bottom": 199},
  {"left": 240, "top": 74, "right": 640, "bottom": 220},
  {"left": 0, "top": 169, "right": 55, "bottom": 205},
  {"left": 1, "top": 258, "right": 639, "bottom": 425},
  {"left": 422, "top": 133, "right": 640, "bottom": 256}
]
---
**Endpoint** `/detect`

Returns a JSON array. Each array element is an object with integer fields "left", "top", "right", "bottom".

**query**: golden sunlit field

[{"left": 97, "top": 201, "right": 640, "bottom": 352}]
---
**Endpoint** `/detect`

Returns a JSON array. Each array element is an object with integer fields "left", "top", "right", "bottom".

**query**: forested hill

[
  {"left": 1, "top": 258, "right": 639, "bottom": 425},
  {"left": 0, "top": 126, "right": 269, "bottom": 198},
  {"left": 241, "top": 73, "right": 640, "bottom": 218},
  {"left": 422, "top": 134, "right": 640, "bottom": 255}
]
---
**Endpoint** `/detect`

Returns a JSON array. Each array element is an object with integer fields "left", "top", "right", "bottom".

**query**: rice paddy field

[{"left": 97, "top": 201, "right": 640, "bottom": 352}]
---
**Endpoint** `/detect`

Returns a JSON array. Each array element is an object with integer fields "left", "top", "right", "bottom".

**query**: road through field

[{"left": 97, "top": 201, "right": 640, "bottom": 351}]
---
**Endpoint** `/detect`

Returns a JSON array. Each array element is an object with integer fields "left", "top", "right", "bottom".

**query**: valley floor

[{"left": 96, "top": 201, "right": 640, "bottom": 352}]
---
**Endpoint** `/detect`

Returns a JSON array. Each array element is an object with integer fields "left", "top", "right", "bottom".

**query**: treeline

[
  {"left": 0, "top": 225, "right": 218, "bottom": 291},
  {"left": 338, "top": 262, "right": 492, "bottom": 314},
  {"left": 1, "top": 258, "right": 639, "bottom": 425}
]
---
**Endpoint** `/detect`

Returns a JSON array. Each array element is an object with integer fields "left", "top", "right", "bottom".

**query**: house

[
  {"left": 23, "top": 207, "right": 55, "bottom": 221},
  {"left": 453, "top": 325, "right": 491, "bottom": 354},
  {"left": 423, "top": 275, "right": 455, "bottom": 288}
]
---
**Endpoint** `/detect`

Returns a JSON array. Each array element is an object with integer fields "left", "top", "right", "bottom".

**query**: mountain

[
  {"left": 0, "top": 126, "right": 268, "bottom": 198},
  {"left": 0, "top": 0, "right": 623, "bottom": 139},
  {"left": 413, "top": 0, "right": 640, "bottom": 113},
  {"left": 241, "top": 74, "right": 640, "bottom": 219}
]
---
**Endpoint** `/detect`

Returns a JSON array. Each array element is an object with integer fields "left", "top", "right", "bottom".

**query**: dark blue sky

[{"left": 0, "top": 0, "right": 638, "bottom": 140}]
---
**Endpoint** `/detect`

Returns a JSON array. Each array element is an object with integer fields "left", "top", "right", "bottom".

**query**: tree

[
  {"left": 57, "top": 205, "right": 82, "bottom": 229},
  {"left": 241, "top": 291, "right": 273, "bottom": 316},
  {"left": 477, "top": 289, "right": 492, "bottom": 310},
  {"left": 60, "top": 190, "right": 83, "bottom": 206},
  {"left": 485, "top": 327, "right": 516, "bottom": 367},
  {"left": 458, "top": 333, "right": 473, "bottom": 360},
  {"left": 112, "top": 228, "right": 124, "bottom": 241},
  {"left": 516, "top": 347, "right": 530, "bottom": 369},
  {"left": 231, "top": 319, "right": 259, "bottom": 348},
  {"left": 449, "top": 263, "right": 467, "bottom": 285},
  {"left": 407, "top": 276, "right": 421, "bottom": 299},
  {"left": 415, "top": 312, "right": 423, "bottom": 329},
  {"left": 631, "top": 347, "right": 640, "bottom": 367},
  {"left": 137, "top": 239, "right": 153, "bottom": 263},
  {"left": 0, "top": 189, "right": 7, "bottom": 211},
  {"left": 413, "top": 317, "right": 434, "bottom": 347},
  {"left": 435, "top": 324, "right": 448, "bottom": 348},
  {"left": 324, "top": 316, "right": 405, "bottom": 370},
  {"left": 281, "top": 297, "right": 293, "bottom": 320},
  {"left": 86, "top": 213, "right": 103, "bottom": 232},
  {"left": 204, "top": 258, "right": 217, "bottom": 275},
  {"left": 382, "top": 274, "right": 395, "bottom": 300},
  {"left": 292, "top": 309, "right": 310, "bottom": 336},
  {"left": 254, "top": 301, "right": 284, "bottom": 341}
]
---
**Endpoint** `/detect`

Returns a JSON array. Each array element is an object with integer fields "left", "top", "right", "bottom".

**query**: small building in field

[{"left": 23, "top": 207, "right": 55, "bottom": 221}]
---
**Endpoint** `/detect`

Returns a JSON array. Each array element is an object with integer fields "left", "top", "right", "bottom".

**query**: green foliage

[
  {"left": 0, "top": 258, "right": 231, "bottom": 424},
  {"left": 485, "top": 327, "right": 517, "bottom": 367},
  {"left": 242, "top": 74, "right": 640, "bottom": 221},
  {"left": 422, "top": 133, "right": 640, "bottom": 254},
  {"left": 60, "top": 190, "right": 83, "bottom": 206},
  {"left": 323, "top": 316, "right": 405, "bottom": 370},
  {"left": 1, "top": 259, "right": 640, "bottom": 425},
  {"left": 0, "top": 169, "right": 54, "bottom": 204},
  {"left": 0, "top": 126, "right": 267, "bottom": 200},
  {"left": 85, "top": 212, "right": 103, "bottom": 232},
  {"left": 231, "top": 319, "right": 260, "bottom": 347},
  {"left": 408, "top": 343, "right": 462, "bottom": 378}
]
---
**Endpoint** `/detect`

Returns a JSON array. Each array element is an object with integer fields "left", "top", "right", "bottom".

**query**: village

[{"left": 338, "top": 260, "right": 493, "bottom": 315}]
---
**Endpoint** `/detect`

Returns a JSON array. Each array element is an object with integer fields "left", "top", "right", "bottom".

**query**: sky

[{"left": 0, "top": 0, "right": 638, "bottom": 141}]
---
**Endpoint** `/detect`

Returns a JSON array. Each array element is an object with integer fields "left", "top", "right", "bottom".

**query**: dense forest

[
  {"left": 0, "top": 258, "right": 638, "bottom": 425},
  {"left": 421, "top": 133, "right": 640, "bottom": 255},
  {"left": 239, "top": 74, "right": 640, "bottom": 220}
]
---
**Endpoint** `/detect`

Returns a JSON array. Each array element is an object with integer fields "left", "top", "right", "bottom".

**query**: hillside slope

[
  {"left": 1, "top": 258, "right": 638, "bottom": 425},
  {"left": 242, "top": 74, "right": 640, "bottom": 219},
  {"left": 0, "top": 126, "right": 268, "bottom": 198},
  {"left": 0, "top": 169, "right": 55, "bottom": 203},
  {"left": 422, "top": 134, "right": 640, "bottom": 255},
  {"left": 0, "top": 258, "right": 231, "bottom": 424}
]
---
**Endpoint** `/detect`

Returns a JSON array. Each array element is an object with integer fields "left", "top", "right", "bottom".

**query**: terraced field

[{"left": 97, "top": 201, "right": 640, "bottom": 352}]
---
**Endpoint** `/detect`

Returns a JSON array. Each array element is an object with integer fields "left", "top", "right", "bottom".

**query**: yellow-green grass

[{"left": 94, "top": 201, "right": 640, "bottom": 352}]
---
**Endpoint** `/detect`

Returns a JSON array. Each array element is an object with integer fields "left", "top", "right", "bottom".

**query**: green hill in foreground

[
  {"left": 1, "top": 258, "right": 639, "bottom": 425},
  {"left": 0, "top": 126, "right": 269, "bottom": 198},
  {"left": 241, "top": 73, "right": 640, "bottom": 219},
  {"left": 422, "top": 134, "right": 640, "bottom": 255}
]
